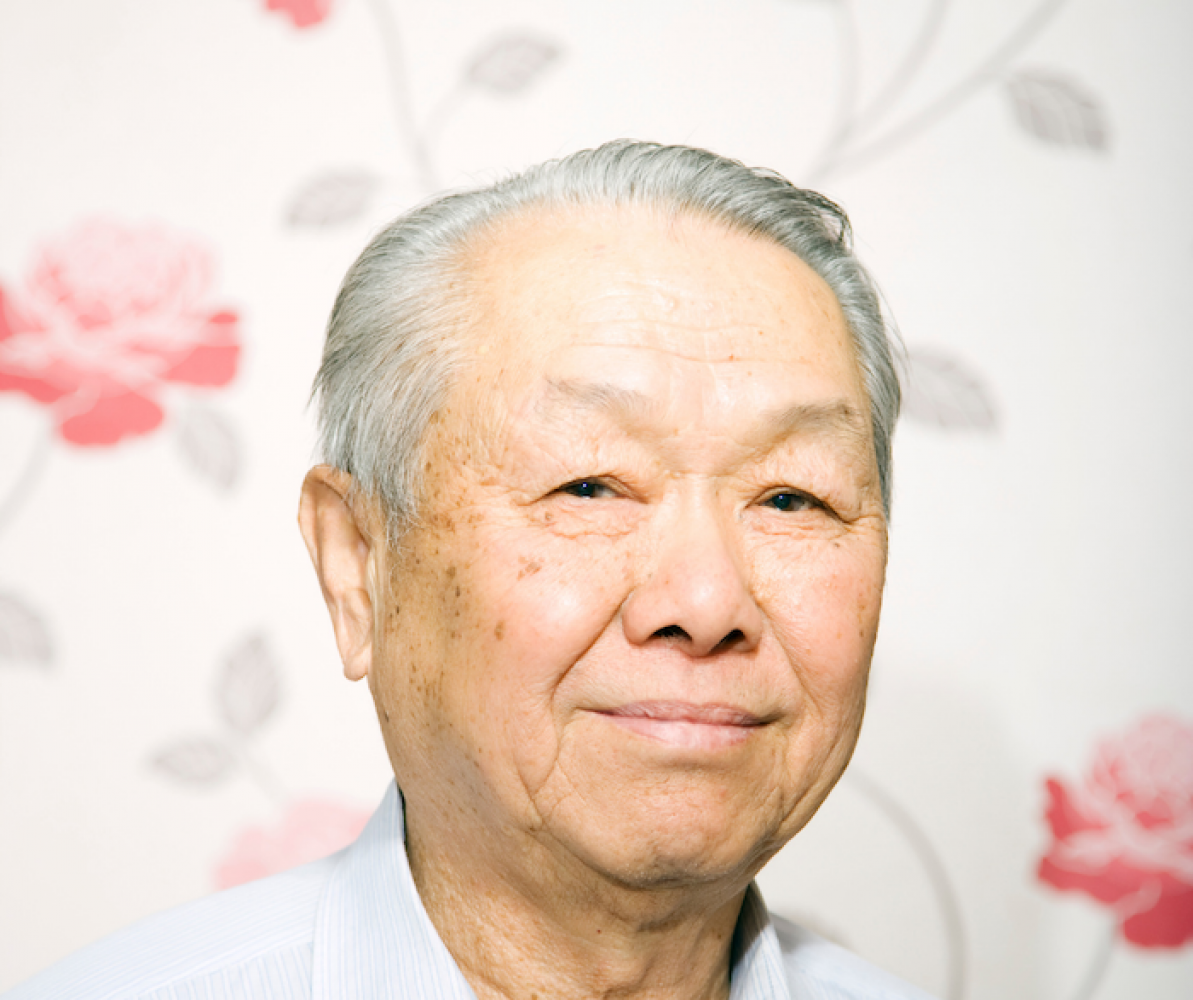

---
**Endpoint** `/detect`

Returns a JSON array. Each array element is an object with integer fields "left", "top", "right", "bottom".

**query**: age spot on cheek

[
  {"left": 518, "top": 559, "right": 543, "bottom": 579},
  {"left": 494, "top": 621, "right": 505, "bottom": 641}
]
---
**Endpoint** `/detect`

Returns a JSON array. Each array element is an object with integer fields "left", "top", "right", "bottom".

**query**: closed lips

[
  {"left": 594, "top": 702, "right": 766, "bottom": 749},
  {"left": 599, "top": 701, "right": 764, "bottom": 726}
]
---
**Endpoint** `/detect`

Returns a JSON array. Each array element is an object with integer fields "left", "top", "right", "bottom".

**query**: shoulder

[
  {"left": 3, "top": 854, "right": 339, "bottom": 1000},
  {"left": 771, "top": 914, "right": 939, "bottom": 1000}
]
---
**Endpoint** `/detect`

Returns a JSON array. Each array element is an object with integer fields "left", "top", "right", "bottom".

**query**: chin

[
  {"left": 556, "top": 795, "right": 785, "bottom": 893},
  {"left": 594, "top": 838, "right": 769, "bottom": 895}
]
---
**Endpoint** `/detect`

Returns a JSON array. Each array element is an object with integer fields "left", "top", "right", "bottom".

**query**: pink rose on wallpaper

[
  {"left": 0, "top": 220, "right": 240, "bottom": 446},
  {"left": 265, "top": 0, "right": 333, "bottom": 29},
  {"left": 214, "top": 799, "right": 371, "bottom": 889},
  {"left": 1038, "top": 714, "right": 1193, "bottom": 948}
]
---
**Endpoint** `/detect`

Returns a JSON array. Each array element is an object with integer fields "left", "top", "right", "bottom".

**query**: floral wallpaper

[
  {"left": 0, "top": 221, "right": 240, "bottom": 447},
  {"left": 0, "top": 1, "right": 1190, "bottom": 998},
  {"left": 1038, "top": 716, "right": 1193, "bottom": 952}
]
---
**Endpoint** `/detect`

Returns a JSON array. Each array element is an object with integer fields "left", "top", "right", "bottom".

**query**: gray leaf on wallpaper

[
  {"left": 0, "top": 592, "right": 52, "bottom": 668},
  {"left": 217, "top": 633, "right": 282, "bottom": 736},
  {"left": 152, "top": 737, "right": 236, "bottom": 785},
  {"left": 176, "top": 404, "right": 241, "bottom": 489},
  {"left": 286, "top": 170, "right": 380, "bottom": 227},
  {"left": 467, "top": 33, "right": 561, "bottom": 94},
  {"left": 1005, "top": 71, "right": 1109, "bottom": 151},
  {"left": 902, "top": 348, "right": 998, "bottom": 431}
]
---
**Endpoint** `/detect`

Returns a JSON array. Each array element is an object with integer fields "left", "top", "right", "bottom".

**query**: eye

[
  {"left": 761, "top": 490, "right": 821, "bottom": 513},
  {"left": 556, "top": 478, "right": 617, "bottom": 500}
]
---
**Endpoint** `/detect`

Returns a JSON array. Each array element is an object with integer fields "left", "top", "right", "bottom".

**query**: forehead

[{"left": 449, "top": 203, "right": 867, "bottom": 430}]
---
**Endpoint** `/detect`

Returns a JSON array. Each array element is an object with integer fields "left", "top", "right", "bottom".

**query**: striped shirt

[{"left": 5, "top": 784, "right": 934, "bottom": 999}]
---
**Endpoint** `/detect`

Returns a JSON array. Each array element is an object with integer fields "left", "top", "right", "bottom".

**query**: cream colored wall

[{"left": 1, "top": 1, "right": 1190, "bottom": 997}]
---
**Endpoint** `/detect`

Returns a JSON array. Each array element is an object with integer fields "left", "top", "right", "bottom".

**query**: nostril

[
  {"left": 714, "top": 629, "right": 746, "bottom": 652},
  {"left": 653, "top": 625, "right": 690, "bottom": 641}
]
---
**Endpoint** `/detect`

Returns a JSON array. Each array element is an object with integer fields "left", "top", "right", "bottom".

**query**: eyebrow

[
  {"left": 539, "top": 377, "right": 870, "bottom": 447},
  {"left": 539, "top": 378, "right": 657, "bottom": 421},
  {"left": 763, "top": 399, "right": 869, "bottom": 443}
]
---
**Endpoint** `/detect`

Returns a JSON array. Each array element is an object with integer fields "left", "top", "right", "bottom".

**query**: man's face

[{"left": 370, "top": 205, "right": 888, "bottom": 890}]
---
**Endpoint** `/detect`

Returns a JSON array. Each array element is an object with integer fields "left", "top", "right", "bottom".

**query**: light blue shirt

[{"left": 6, "top": 784, "right": 935, "bottom": 999}]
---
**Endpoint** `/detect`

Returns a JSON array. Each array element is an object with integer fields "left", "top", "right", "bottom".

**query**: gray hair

[{"left": 313, "top": 140, "right": 900, "bottom": 539}]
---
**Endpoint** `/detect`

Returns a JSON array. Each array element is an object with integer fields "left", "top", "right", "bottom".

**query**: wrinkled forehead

[{"left": 453, "top": 202, "right": 863, "bottom": 395}]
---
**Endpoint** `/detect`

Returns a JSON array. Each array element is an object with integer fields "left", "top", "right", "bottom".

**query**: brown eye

[{"left": 763, "top": 491, "right": 817, "bottom": 512}]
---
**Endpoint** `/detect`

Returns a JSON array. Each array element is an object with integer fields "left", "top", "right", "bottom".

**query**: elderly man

[{"left": 7, "top": 142, "right": 930, "bottom": 1000}]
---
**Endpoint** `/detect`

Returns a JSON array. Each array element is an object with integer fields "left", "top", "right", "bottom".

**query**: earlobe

[{"left": 298, "top": 465, "right": 379, "bottom": 682}]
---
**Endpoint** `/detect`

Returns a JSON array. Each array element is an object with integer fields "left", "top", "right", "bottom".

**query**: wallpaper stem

[
  {"left": 847, "top": 0, "right": 950, "bottom": 140},
  {"left": 848, "top": 769, "right": 968, "bottom": 1000},
  {"left": 364, "top": 0, "right": 440, "bottom": 193},
  {"left": 824, "top": 0, "right": 1070, "bottom": 180},
  {"left": 804, "top": 0, "right": 864, "bottom": 184},
  {"left": 1068, "top": 921, "right": 1116, "bottom": 1000}
]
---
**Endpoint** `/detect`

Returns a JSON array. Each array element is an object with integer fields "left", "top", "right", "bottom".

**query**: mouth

[{"left": 593, "top": 701, "right": 765, "bottom": 750}]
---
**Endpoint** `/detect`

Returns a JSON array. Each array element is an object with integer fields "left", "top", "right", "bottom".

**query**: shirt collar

[
  {"left": 312, "top": 782, "right": 476, "bottom": 999},
  {"left": 313, "top": 782, "right": 791, "bottom": 1000},
  {"left": 731, "top": 881, "right": 794, "bottom": 999}
]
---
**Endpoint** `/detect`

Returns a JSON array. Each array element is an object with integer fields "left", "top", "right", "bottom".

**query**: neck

[{"left": 406, "top": 806, "right": 749, "bottom": 1000}]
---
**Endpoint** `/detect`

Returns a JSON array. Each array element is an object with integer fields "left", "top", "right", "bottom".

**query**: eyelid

[{"left": 759, "top": 486, "right": 815, "bottom": 502}]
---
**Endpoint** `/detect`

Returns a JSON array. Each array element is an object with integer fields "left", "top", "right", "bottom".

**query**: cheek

[
  {"left": 754, "top": 537, "right": 885, "bottom": 691},
  {"left": 751, "top": 540, "right": 884, "bottom": 829},
  {"left": 481, "top": 528, "right": 634, "bottom": 696},
  {"left": 427, "top": 525, "right": 634, "bottom": 784}
]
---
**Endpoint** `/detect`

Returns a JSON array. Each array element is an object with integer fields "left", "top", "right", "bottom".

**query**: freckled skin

[{"left": 302, "top": 204, "right": 889, "bottom": 1000}]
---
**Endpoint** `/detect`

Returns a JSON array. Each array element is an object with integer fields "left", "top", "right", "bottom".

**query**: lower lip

[{"left": 596, "top": 713, "right": 757, "bottom": 750}]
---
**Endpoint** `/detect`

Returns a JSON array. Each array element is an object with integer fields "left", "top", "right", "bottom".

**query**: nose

[{"left": 620, "top": 497, "right": 763, "bottom": 657}]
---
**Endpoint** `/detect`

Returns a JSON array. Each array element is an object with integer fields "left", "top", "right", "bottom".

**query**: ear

[{"left": 298, "top": 465, "right": 383, "bottom": 682}]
